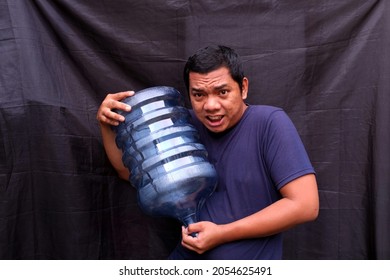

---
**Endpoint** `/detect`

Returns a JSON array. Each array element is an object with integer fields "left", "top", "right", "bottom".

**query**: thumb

[{"left": 187, "top": 222, "right": 203, "bottom": 234}]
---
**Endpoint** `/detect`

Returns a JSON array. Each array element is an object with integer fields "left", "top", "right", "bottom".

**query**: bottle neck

[{"left": 182, "top": 213, "right": 197, "bottom": 227}]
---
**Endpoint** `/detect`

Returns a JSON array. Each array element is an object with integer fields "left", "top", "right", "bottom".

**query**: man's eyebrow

[
  {"left": 191, "top": 84, "right": 229, "bottom": 92},
  {"left": 214, "top": 84, "right": 229, "bottom": 90},
  {"left": 190, "top": 87, "right": 204, "bottom": 92}
]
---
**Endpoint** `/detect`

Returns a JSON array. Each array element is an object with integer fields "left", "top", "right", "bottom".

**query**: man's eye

[
  {"left": 192, "top": 93, "right": 203, "bottom": 98},
  {"left": 220, "top": 90, "right": 227, "bottom": 95}
]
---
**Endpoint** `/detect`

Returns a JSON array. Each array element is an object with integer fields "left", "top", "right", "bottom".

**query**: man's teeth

[{"left": 208, "top": 116, "right": 222, "bottom": 121}]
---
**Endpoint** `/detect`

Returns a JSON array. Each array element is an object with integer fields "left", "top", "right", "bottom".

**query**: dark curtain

[{"left": 0, "top": 0, "right": 388, "bottom": 259}]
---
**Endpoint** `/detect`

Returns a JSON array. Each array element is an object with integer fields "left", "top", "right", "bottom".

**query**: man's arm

[
  {"left": 181, "top": 173, "right": 319, "bottom": 254},
  {"left": 96, "top": 91, "right": 134, "bottom": 180}
]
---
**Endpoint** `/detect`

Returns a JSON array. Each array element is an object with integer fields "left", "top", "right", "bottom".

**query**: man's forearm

[{"left": 100, "top": 123, "right": 130, "bottom": 180}]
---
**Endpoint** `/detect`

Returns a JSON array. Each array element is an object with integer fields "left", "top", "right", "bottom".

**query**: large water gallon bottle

[{"left": 113, "top": 86, "right": 217, "bottom": 227}]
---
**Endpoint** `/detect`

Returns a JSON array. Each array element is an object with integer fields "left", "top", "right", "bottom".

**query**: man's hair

[{"left": 183, "top": 45, "right": 245, "bottom": 92}]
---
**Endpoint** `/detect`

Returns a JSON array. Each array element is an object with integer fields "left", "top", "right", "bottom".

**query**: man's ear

[{"left": 241, "top": 77, "right": 249, "bottom": 99}]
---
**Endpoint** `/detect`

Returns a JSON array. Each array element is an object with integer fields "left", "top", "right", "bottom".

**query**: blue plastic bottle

[{"left": 113, "top": 86, "right": 217, "bottom": 227}]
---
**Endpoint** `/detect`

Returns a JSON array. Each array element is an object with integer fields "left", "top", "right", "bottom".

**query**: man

[{"left": 96, "top": 45, "right": 319, "bottom": 259}]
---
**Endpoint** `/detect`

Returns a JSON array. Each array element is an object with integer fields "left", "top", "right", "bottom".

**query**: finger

[
  {"left": 99, "top": 115, "right": 120, "bottom": 126},
  {"left": 118, "top": 101, "right": 132, "bottom": 112},
  {"left": 181, "top": 234, "right": 195, "bottom": 248},
  {"left": 108, "top": 90, "right": 134, "bottom": 101},
  {"left": 97, "top": 107, "right": 124, "bottom": 125},
  {"left": 102, "top": 95, "right": 130, "bottom": 109},
  {"left": 97, "top": 91, "right": 134, "bottom": 125},
  {"left": 181, "top": 235, "right": 203, "bottom": 254},
  {"left": 105, "top": 108, "right": 126, "bottom": 121}
]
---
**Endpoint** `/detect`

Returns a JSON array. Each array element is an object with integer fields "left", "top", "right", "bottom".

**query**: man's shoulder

[
  {"left": 248, "top": 104, "right": 283, "bottom": 114},
  {"left": 246, "top": 104, "right": 285, "bottom": 120}
]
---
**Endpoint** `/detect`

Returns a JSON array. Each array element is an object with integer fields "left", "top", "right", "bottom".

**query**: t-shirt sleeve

[{"left": 262, "top": 109, "right": 315, "bottom": 190}]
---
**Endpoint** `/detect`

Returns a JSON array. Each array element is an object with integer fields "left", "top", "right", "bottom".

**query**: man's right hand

[{"left": 96, "top": 91, "right": 134, "bottom": 126}]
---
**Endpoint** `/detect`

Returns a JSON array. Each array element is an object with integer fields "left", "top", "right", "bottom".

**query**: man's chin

[{"left": 205, "top": 125, "right": 226, "bottom": 133}]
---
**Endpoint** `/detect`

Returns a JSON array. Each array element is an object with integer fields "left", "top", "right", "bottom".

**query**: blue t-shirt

[{"left": 169, "top": 105, "right": 315, "bottom": 259}]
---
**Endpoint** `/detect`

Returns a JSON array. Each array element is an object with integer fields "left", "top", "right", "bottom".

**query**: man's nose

[{"left": 204, "top": 96, "right": 221, "bottom": 111}]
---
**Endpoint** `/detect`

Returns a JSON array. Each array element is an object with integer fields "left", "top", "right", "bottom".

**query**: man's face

[{"left": 189, "top": 66, "right": 248, "bottom": 133}]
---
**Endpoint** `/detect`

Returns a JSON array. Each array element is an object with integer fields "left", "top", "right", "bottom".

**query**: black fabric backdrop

[{"left": 0, "top": 0, "right": 389, "bottom": 259}]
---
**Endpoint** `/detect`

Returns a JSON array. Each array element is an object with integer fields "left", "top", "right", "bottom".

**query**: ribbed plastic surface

[{"left": 113, "top": 86, "right": 217, "bottom": 226}]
